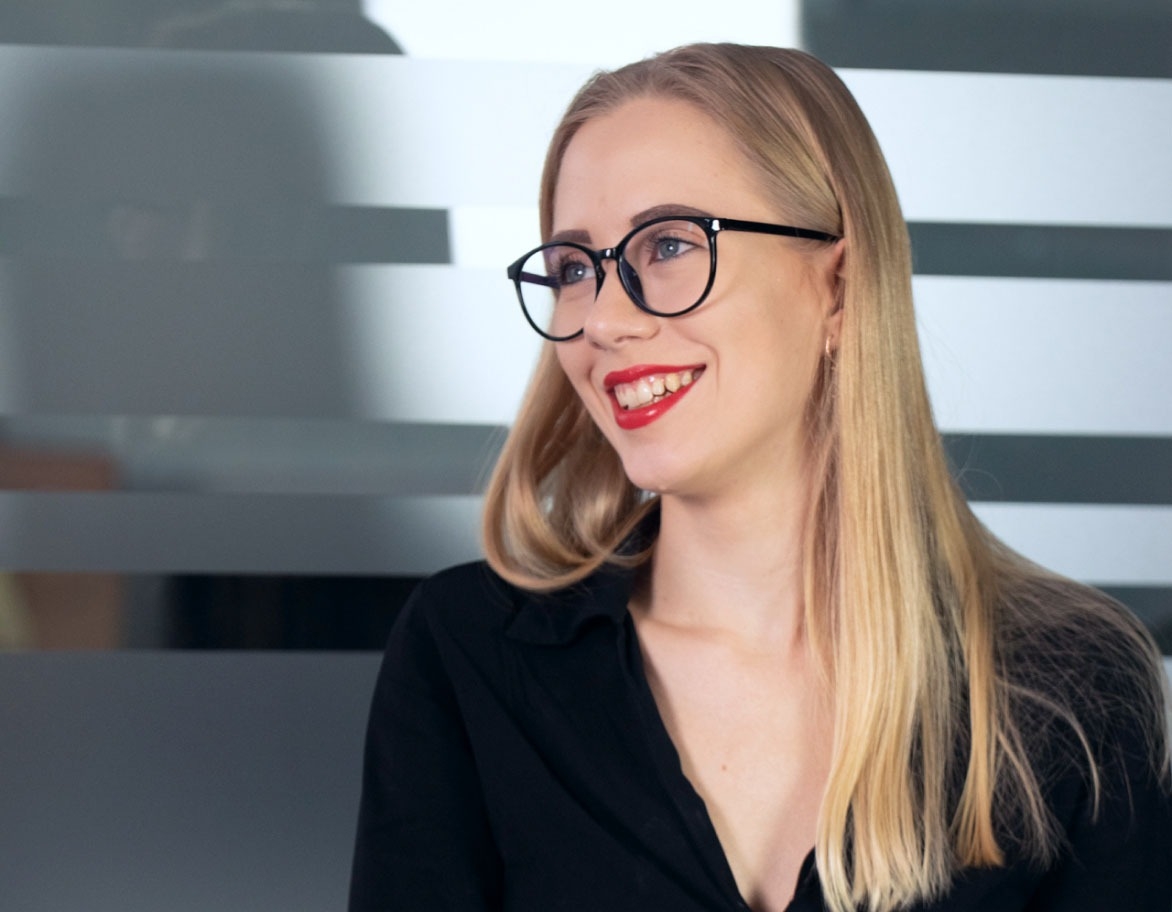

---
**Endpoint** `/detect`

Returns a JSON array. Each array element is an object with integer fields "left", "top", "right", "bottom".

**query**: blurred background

[{"left": 0, "top": 1, "right": 1168, "bottom": 909}]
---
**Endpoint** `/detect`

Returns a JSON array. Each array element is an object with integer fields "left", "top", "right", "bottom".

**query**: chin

[{"left": 616, "top": 455, "right": 691, "bottom": 497}]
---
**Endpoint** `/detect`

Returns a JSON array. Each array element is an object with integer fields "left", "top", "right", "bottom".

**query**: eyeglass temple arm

[
  {"left": 511, "top": 269, "right": 560, "bottom": 289},
  {"left": 503, "top": 259, "right": 557, "bottom": 288},
  {"left": 714, "top": 218, "right": 839, "bottom": 243}
]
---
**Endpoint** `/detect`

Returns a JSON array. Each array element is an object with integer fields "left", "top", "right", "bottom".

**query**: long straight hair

[{"left": 482, "top": 44, "right": 1169, "bottom": 912}]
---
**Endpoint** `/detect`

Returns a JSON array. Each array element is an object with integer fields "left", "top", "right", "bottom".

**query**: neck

[{"left": 641, "top": 468, "right": 814, "bottom": 651}]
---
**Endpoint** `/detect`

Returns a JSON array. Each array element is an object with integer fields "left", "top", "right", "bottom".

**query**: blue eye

[
  {"left": 559, "top": 261, "right": 591, "bottom": 285},
  {"left": 631, "top": 221, "right": 705, "bottom": 269},
  {"left": 543, "top": 245, "right": 593, "bottom": 288},
  {"left": 655, "top": 237, "right": 687, "bottom": 260}
]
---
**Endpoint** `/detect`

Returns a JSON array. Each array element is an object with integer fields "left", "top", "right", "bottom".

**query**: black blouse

[{"left": 348, "top": 561, "right": 1172, "bottom": 911}]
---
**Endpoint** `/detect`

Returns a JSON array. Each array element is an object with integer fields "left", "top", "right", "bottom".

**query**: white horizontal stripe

[
  {"left": 450, "top": 206, "right": 541, "bottom": 269},
  {"left": 843, "top": 69, "right": 1172, "bottom": 228},
  {"left": 0, "top": 493, "right": 483, "bottom": 575},
  {"left": 916, "top": 276, "right": 1172, "bottom": 435},
  {"left": 0, "top": 259, "right": 541, "bottom": 422},
  {"left": 337, "top": 264, "right": 543, "bottom": 425},
  {"left": 0, "top": 47, "right": 589, "bottom": 213},
  {"left": 2, "top": 264, "right": 1166, "bottom": 433},
  {"left": 973, "top": 503, "right": 1172, "bottom": 586},
  {"left": 364, "top": 0, "right": 800, "bottom": 66},
  {"left": 347, "top": 270, "right": 1172, "bottom": 432},
  {"left": 0, "top": 48, "right": 1167, "bottom": 224},
  {"left": 217, "top": 62, "right": 1172, "bottom": 226}
]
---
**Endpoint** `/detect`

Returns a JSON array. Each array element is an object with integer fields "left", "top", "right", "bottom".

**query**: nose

[{"left": 582, "top": 259, "right": 658, "bottom": 349}]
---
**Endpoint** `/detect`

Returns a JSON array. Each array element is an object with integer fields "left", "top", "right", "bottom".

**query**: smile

[
  {"left": 603, "top": 365, "right": 705, "bottom": 430},
  {"left": 612, "top": 369, "right": 698, "bottom": 410}
]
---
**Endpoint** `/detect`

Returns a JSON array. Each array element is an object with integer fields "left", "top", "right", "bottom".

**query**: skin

[{"left": 551, "top": 96, "right": 844, "bottom": 911}]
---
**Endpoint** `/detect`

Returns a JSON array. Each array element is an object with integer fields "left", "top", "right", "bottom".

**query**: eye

[
  {"left": 543, "top": 246, "right": 594, "bottom": 288},
  {"left": 653, "top": 236, "right": 690, "bottom": 261},
  {"left": 630, "top": 220, "right": 706, "bottom": 270},
  {"left": 558, "top": 260, "right": 591, "bottom": 286}
]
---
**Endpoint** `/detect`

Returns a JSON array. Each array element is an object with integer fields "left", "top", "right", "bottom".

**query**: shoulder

[
  {"left": 364, "top": 562, "right": 532, "bottom": 729},
  {"left": 384, "top": 561, "right": 523, "bottom": 662},
  {"left": 366, "top": 558, "right": 637, "bottom": 758},
  {"left": 996, "top": 573, "right": 1170, "bottom": 808},
  {"left": 998, "top": 574, "right": 1164, "bottom": 716},
  {"left": 384, "top": 558, "right": 636, "bottom": 671},
  {"left": 407, "top": 560, "right": 522, "bottom": 621},
  {"left": 987, "top": 576, "right": 1172, "bottom": 904}
]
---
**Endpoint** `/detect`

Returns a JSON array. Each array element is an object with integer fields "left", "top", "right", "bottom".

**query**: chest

[{"left": 636, "top": 626, "right": 833, "bottom": 911}]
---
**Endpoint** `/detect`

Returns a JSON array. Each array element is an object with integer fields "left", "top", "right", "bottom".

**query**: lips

[{"left": 603, "top": 364, "right": 704, "bottom": 430}]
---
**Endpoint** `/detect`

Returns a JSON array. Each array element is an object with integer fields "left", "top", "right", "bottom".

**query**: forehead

[{"left": 551, "top": 97, "right": 770, "bottom": 233}]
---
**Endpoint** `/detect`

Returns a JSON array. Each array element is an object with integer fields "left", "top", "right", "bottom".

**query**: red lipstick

[{"left": 603, "top": 364, "right": 704, "bottom": 431}]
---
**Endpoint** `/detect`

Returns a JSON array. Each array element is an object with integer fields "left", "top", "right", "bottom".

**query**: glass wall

[
  {"left": 0, "top": 0, "right": 1167, "bottom": 652},
  {"left": 0, "top": 3, "right": 1168, "bottom": 910}
]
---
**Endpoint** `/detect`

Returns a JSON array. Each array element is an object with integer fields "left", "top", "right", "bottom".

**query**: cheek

[
  {"left": 554, "top": 345, "right": 596, "bottom": 407},
  {"left": 554, "top": 344, "right": 584, "bottom": 386}
]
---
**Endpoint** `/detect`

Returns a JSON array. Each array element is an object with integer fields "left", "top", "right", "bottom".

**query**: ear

[{"left": 820, "top": 238, "right": 846, "bottom": 350}]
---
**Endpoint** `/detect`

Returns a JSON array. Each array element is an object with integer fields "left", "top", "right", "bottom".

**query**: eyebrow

[
  {"left": 547, "top": 227, "right": 591, "bottom": 245},
  {"left": 547, "top": 204, "right": 715, "bottom": 247},
  {"left": 629, "top": 203, "right": 713, "bottom": 225}
]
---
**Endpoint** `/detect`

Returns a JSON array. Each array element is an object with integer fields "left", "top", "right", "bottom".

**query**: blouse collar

[
  {"left": 503, "top": 506, "right": 658, "bottom": 646},
  {"left": 504, "top": 562, "right": 638, "bottom": 645}
]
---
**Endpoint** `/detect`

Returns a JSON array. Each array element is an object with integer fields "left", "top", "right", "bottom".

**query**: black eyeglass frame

[{"left": 506, "top": 215, "right": 840, "bottom": 342}]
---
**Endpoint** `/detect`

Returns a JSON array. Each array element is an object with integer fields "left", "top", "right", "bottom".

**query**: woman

[{"left": 350, "top": 44, "right": 1171, "bottom": 911}]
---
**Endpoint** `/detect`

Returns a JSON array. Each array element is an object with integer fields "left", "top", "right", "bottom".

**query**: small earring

[{"left": 825, "top": 336, "right": 833, "bottom": 359}]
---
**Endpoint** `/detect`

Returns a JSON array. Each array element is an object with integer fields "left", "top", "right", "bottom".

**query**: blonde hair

[{"left": 482, "top": 44, "right": 1169, "bottom": 912}]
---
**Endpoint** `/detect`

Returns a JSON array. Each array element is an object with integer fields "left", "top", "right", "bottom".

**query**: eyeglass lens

[{"left": 517, "top": 218, "right": 712, "bottom": 339}]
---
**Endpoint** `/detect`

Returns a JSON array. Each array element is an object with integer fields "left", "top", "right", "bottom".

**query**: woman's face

[{"left": 551, "top": 96, "right": 842, "bottom": 501}]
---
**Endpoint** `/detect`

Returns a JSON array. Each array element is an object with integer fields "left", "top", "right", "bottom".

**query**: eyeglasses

[{"left": 506, "top": 215, "right": 838, "bottom": 342}]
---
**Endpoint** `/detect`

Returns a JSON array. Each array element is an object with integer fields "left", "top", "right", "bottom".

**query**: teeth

[{"left": 612, "top": 369, "right": 699, "bottom": 411}]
